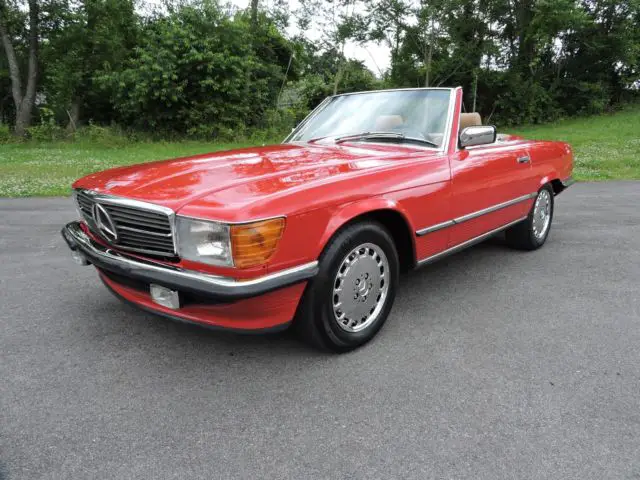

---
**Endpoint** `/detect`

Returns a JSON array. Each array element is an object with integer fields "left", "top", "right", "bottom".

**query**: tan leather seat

[
  {"left": 459, "top": 112, "right": 482, "bottom": 132},
  {"left": 375, "top": 115, "right": 403, "bottom": 131}
]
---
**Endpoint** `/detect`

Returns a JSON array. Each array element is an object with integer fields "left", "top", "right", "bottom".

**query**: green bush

[
  {"left": 25, "top": 122, "right": 67, "bottom": 142},
  {"left": 76, "top": 123, "right": 134, "bottom": 147},
  {"left": 98, "top": 3, "right": 292, "bottom": 138},
  {"left": 0, "top": 124, "right": 13, "bottom": 144}
]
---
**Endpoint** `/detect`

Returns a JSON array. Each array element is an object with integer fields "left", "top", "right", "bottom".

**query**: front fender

[{"left": 312, "top": 197, "right": 417, "bottom": 260}]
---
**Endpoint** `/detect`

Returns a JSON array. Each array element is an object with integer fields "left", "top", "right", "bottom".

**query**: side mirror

[{"left": 459, "top": 125, "right": 497, "bottom": 148}]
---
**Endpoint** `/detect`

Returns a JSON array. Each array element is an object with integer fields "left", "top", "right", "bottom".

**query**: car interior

[{"left": 369, "top": 110, "right": 502, "bottom": 148}]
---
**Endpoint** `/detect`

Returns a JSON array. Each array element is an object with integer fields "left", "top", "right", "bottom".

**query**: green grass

[
  {"left": 509, "top": 105, "right": 640, "bottom": 181},
  {"left": 0, "top": 106, "right": 638, "bottom": 197},
  {"left": 0, "top": 140, "right": 257, "bottom": 197}
]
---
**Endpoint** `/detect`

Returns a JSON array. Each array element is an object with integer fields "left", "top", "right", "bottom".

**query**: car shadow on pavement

[{"left": 81, "top": 233, "right": 514, "bottom": 360}]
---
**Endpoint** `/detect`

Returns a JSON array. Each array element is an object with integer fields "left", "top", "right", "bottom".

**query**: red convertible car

[{"left": 62, "top": 87, "right": 573, "bottom": 351}]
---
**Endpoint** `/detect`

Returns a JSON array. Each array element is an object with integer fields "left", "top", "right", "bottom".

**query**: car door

[{"left": 447, "top": 142, "right": 534, "bottom": 247}]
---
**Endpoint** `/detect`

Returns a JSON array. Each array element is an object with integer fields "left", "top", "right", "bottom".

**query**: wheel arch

[
  {"left": 550, "top": 178, "right": 566, "bottom": 195},
  {"left": 316, "top": 200, "right": 416, "bottom": 272},
  {"left": 538, "top": 171, "right": 564, "bottom": 195}
]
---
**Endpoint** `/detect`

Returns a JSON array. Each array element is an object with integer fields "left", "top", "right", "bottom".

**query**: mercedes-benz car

[{"left": 61, "top": 87, "right": 574, "bottom": 352}]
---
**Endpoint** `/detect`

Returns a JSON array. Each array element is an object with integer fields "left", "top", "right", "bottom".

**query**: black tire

[
  {"left": 293, "top": 221, "right": 399, "bottom": 352},
  {"left": 505, "top": 184, "right": 554, "bottom": 250}
]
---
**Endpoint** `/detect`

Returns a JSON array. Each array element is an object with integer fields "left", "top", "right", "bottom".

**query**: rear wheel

[
  {"left": 505, "top": 185, "right": 554, "bottom": 250},
  {"left": 294, "top": 221, "right": 399, "bottom": 352}
]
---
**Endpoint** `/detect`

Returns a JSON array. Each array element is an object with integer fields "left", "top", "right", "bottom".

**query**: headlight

[
  {"left": 176, "top": 216, "right": 285, "bottom": 268},
  {"left": 176, "top": 217, "right": 233, "bottom": 266}
]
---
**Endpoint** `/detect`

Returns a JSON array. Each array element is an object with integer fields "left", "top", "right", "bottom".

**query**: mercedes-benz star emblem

[{"left": 92, "top": 203, "right": 118, "bottom": 242}]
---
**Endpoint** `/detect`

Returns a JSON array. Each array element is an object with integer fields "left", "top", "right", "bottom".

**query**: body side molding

[
  {"left": 416, "top": 216, "right": 527, "bottom": 267},
  {"left": 415, "top": 193, "right": 536, "bottom": 237}
]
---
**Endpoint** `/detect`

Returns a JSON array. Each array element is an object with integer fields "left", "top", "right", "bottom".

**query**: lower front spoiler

[
  {"left": 100, "top": 275, "right": 295, "bottom": 334},
  {"left": 61, "top": 221, "right": 318, "bottom": 302}
]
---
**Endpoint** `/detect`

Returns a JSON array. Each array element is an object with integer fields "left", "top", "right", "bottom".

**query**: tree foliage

[
  {"left": 366, "top": 0, "right": 640, "bottom": 124},
  {"left": 0, "top": 0, "right": 638, "bottom": 137},
  {"left": 99, "top": 5, "right": 293, "bottom": 137}
]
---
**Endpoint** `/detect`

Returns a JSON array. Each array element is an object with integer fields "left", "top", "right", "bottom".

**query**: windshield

[{"left": 289, "top": 89, "right": 452, "bottom": 148}]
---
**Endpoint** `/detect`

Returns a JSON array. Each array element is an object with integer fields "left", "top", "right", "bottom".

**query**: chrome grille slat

[
  {"left": 106, "top": 210, "right": 171, "bottom": 230},
  {"left": 118, "top": 232, "right": 174, "bottom": 246},
  {"left": 104, "top": 205, "right": 168, "bottom": 222},
  {"left": 118, "top": 239, "right": 174, "bottom": 250},
  {"left": 76, "top": 195, "right": 93, "bottom": 215},
  {"left": 74, "top": 189, "right": 176, "bottom": 257},
  {"left": 118, "top": 225, "right": 172, "bottom": 237}
]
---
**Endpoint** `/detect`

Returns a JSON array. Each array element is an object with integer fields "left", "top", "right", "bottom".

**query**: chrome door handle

[{"left": 517, "top": 155, "right": 530, "bottom": 164}]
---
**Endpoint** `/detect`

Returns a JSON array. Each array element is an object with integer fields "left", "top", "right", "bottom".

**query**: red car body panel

[
  {"left": 69, "top": 87, "right": 573, "bottom": 331},
  {"left": 100, "top": 273, "right": 307, "bottom": 331}
]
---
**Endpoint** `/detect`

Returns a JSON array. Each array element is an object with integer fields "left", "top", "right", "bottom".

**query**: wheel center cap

[{"left": 357, "top": 278, "right": 369, "bottom": 297}]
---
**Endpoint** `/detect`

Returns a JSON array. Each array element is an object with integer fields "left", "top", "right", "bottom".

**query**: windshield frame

[{"left": 283, "top": 87, "right": 456, "bottom": 152}]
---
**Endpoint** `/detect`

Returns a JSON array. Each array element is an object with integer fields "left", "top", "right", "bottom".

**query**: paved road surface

[{"left": 1, "top": 182, "right": 639, "bottom": 479}]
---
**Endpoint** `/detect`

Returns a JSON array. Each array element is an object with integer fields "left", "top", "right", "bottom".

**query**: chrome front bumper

[{"left": 61, "top": 221, "right": 318, "bottom": 301}]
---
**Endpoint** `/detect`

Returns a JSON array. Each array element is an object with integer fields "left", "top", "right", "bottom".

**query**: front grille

[{"left": 75, "top": 189, "right": 176, "bottom": 258}]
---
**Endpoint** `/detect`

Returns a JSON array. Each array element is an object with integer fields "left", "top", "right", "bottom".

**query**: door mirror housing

[{"left": 459, "top": 125, "right": 497, "bottom": 148}]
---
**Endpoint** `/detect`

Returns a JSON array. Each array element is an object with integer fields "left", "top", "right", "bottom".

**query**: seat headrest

[
  {"left": 375, "top": 115, "right": 403, "bottom": 131},
  {"left": 459, "top": 112, "right": 482, "bottom": 132}
]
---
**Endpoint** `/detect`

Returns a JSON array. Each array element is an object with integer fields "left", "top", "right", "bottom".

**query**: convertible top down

[{"left": 62, "top": 87, "right": 573, "bottom": 351}]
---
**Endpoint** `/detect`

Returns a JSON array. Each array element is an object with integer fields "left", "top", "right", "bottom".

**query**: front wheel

[
  {"left": 294, "top": 221, "right": 399, "bottom": 352},
  {"left": 505, "top": 185, "right": 554, "bottom": 250}
]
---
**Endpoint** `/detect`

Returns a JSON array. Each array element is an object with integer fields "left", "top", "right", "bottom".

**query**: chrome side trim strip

[
  {"left": 415, "top": 193, "right": 536, "bottom": 237},
  {"left": 454, "top": 193, "right": 536, "bottom": 224},
  {"left": 416, "top": 220, "right": 456, "bottom": 236},
  {"left": 416, "top": 217, "right": 527, "bottom": 267},
  {"left": 61, "top": 221, "right": 318, "bottom": 300}
]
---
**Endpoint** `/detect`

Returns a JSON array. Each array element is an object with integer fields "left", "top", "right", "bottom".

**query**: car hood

[{"left": 74, "top": 142, "right": 435, "bottom": 219}]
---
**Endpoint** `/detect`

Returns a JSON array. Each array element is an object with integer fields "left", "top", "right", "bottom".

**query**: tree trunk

[
  {"left": 333, "top": 64, "right": 345, "bottom": 95},
  {"left": 66, "top": 98, "right": 81, "bottom": 132},
  {"left": 333, "top": 42, "right": 347, "bottom": 95},
  {"left": 424, "top": 17, "right": 434, "bottom": 87},
  {"left": 0, "top": 7, "right": 23, "bottom": 117},
  {"left": 0, "top": 0, "right": 39, "bottom": 136},
  {"left": 250, "top": 0, "right": 259, "bottom": 27},
  {"left": 515, "top": 0, "right": 535, "bottom": 74}
]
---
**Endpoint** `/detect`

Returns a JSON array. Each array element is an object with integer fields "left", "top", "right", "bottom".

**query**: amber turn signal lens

[{"left": 230, "top": 218, "right": 285, "bottom": 268}]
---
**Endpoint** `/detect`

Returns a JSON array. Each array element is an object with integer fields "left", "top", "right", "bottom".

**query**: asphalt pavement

[{"left": 1, "top": 182, "right": 639, "bottom": 479}]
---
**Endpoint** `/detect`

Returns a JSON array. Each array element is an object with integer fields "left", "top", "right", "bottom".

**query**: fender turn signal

[{"left": 230, "top": 218, "right": 285, "bottom": 268}]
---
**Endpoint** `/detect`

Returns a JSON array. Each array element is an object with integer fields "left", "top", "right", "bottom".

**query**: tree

[
  {"left": 100, "top": 2, "right": 294, "bottom": 137},
  {"left": 251, "top": 0, "right": 259, "bottom": 26},
  {"left": 0, "top": 0, "right": 39, "bottom": 136},
  {"left": 297, "top": 0, "right": 366, "bottom": 93},
  {"left": 43, "top": 0, "right": 138, "bottom": 130}
]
